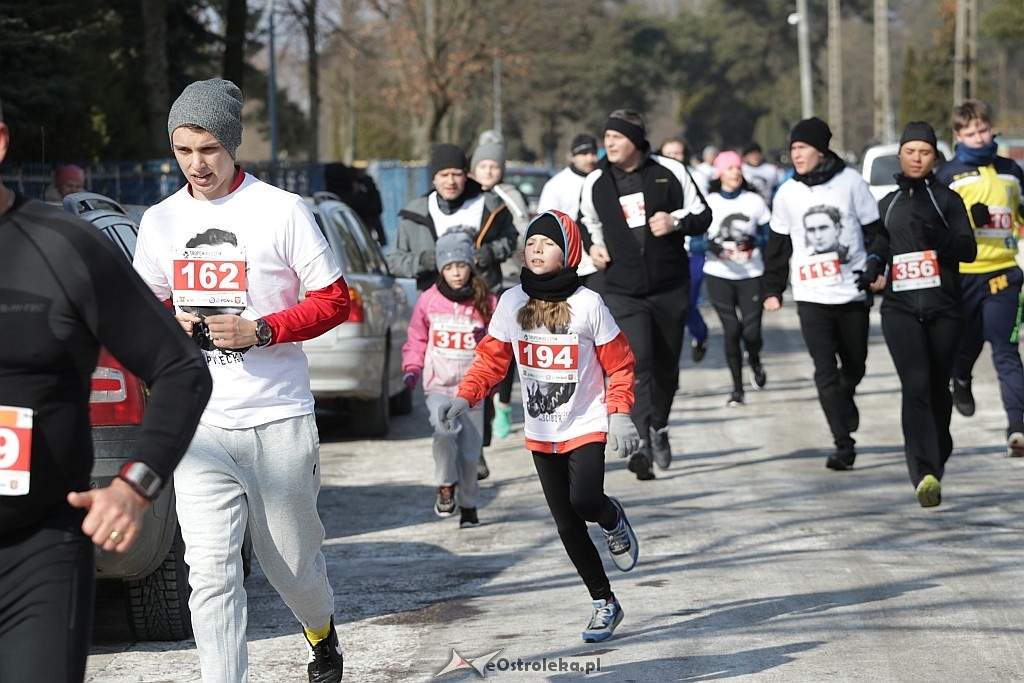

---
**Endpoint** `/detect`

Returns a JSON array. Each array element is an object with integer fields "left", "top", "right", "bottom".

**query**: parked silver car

[
  {"left": 304, "top": 193, "right": 414, "bottom": 437},
  {"left": 60, "top": 192, "right": 191, "bottom": 640}
]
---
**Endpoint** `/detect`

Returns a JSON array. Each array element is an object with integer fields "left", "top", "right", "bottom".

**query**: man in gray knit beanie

[{"left": 167, "top": 78, "right": 244, "bottom": 158}]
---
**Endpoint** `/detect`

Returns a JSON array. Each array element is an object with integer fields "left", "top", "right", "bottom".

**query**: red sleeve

[
  {"left": 594, "top": 330, "right": 635, "bottom": 414},
  {"left": 261, "top": 276, "right": 350, "bottom": 345},
  {"left": 456, "top": 335, "right": 514, "bottom": 406}
]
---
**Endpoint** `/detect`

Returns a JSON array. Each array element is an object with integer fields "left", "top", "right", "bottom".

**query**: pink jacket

[{"left": 401, "top": 285, "right": 497, "bottom": 397}]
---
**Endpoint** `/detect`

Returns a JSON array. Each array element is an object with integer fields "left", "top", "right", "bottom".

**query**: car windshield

[{"left": 870, "top": 154, "right": 902, "bottom": 186}]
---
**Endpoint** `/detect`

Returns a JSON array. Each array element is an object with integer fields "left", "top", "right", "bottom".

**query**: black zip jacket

[
  {"left": 872, "top": 173, "right": 977, "bottom": 320},
  {"left": 580, "top": 154, "right": 711, "bottom": 296}
]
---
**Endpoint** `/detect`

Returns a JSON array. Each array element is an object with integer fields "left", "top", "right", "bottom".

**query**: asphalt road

[{"left": 86, "top": 302, "right": 1024, "bottom": 682}]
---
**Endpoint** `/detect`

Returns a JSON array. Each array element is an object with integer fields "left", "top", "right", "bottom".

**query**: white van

[{"left": 861, "top": 141, "right": 954, "bottom": 201}]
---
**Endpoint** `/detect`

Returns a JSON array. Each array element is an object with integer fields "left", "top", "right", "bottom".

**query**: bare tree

[
  {"left": 142, "top": 0, "right": 171, "bottom": 153},
  {"left": 223, "top": 0, "right": 248, "bottom": 88}
]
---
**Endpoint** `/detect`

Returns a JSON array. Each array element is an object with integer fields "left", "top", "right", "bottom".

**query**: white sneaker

[
  {"left": 602, "top": 497, "right": 638, "bottom": 572},
  {"left": 582, "top": 598, "right": 624, "bottom": 643}
]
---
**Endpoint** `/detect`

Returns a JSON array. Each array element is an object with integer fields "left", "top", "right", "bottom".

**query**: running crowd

[{"left": 1, "top": 77, "right": 1021, "bottom": 683}]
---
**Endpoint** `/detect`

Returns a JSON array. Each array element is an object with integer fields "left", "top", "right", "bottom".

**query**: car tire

[
  {"left": 349, "top": 354, "right": 390, "bottom": 437},
  {"left": 390, "top": 386, "right": 413, "bottom": 415},
  {"left": 125, "top": 525, "right": 192, "bottom": 641}
]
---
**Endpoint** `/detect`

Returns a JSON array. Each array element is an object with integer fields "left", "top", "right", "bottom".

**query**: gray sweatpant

[
  {"left": 174, "top": 413, "right": 336, "bottom": 683},
  {"left": 425, "top": 392, "right": 483, "bottom": 509}
]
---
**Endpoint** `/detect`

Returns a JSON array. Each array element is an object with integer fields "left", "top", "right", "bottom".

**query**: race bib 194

[
  {"left": 517, "top": 332, "right": 579, "bottom": 384},
  {"left": 0, "top": 405, "right": 33, "bottom": 496}
]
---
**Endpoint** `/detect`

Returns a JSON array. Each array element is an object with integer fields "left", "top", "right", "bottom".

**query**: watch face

[{"left": 256, "top": 320, "right": 271, "bottom": 345}]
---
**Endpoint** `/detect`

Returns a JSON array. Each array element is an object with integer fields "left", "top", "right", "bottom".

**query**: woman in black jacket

[{"left": 866, "top": 121, "right": 977, "bottom": 507}]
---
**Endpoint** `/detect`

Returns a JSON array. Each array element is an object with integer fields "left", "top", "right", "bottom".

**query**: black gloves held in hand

[
  {"left": 970, "top": 202, "right": 991, "bottom": 228},
  {"left": 856, "top": 256, "right": 883, "bottom": 292}
]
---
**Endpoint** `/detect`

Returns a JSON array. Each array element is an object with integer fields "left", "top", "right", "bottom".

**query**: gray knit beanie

[
  {"left": 470, "top": 129, "right": 505, "bottom": 171},
  {"left": 435, "top": 231, "right": 476, "bottom": 271},
  {"left": 167, "top": 78, "right": 244, "bottom": 158}
]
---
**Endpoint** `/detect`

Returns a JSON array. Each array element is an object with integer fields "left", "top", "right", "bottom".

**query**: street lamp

[{"left": 789, "top": 2, "right": 814, "bottom": 119}]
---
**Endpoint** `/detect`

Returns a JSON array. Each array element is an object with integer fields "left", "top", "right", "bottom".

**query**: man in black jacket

[{"left": 580, "top": 109, "right": 712, "bottom": 479}]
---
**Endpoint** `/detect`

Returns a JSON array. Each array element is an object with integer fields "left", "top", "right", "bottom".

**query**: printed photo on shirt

[{"left": 802, "top": 205, "right": 850, "bottom": 263}]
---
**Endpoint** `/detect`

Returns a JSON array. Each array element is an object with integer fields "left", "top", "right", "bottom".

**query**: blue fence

[{"left": 2, "top": 158, "right": 431, "bottom": 252}]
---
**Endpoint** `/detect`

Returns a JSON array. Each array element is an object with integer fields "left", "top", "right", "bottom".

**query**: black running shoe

[
  {"left": 952, "top": 378, "right": 975, "bottom": 417},
  {"left": 691, "top": 338, "right": 708, "bottom": 363},
  {"left": 826, "top": 444, "right": 856, "bottom": 471},
  {"left": 628, "top": 450, "right": 655, "bottom": 480},
  {"left": 306, "top": 617, "right": 343, "bottom": 683}
]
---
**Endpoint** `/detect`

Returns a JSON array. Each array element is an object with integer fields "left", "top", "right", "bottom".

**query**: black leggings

[
  {"left": 532, "top": 442, "right": 618, "bottom": 601},
  {"left": 705, "top": 275, "right": 765, "bottom": 392},
  {"left": 0, "top": 523, "right": 95, "bottom": 683},
  {"left": 881, "top": 308, "right": 963, "bottom": 485}
]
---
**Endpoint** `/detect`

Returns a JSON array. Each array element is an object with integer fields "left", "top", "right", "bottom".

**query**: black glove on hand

[
  {"left": 419, "top": 249, "right": 436, "bottom": 272},
  {"left": 707, "top": 238, "right": 725, "bottom": 257},
  {"left": 970, "top": 203, "right": 991, "bottom": 228},
  {"left": 474, "top": 244, "right": 495, "bottom": 269},
  {"left": 738, "top": 235, "right": 757, "bottom": 252},
  {"left": 856, "top": 257, "right": 883, "bottom": 291}
]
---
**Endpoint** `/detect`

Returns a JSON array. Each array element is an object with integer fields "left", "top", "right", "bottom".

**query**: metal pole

[
  {"left": 827, "top": 0, "right": 843, "bottom": 151},
  {"left": 873, "top": 0, "right": 893, "bottom": 143},
  {"left": 795, "top": 0, "right": 814, "bottom": 119}
]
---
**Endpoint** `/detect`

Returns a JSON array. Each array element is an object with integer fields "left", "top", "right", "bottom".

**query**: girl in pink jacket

[{"left": 402, "top": 231, "right": 498, "bottom": 528}]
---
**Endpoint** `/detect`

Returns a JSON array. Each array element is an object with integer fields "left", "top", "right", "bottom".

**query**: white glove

[
  {"left": 437, "top": 397, "right": 471, "bottom": 432},
  {"left": 607, "top": 413, "right": 640, "bottom": 458}
]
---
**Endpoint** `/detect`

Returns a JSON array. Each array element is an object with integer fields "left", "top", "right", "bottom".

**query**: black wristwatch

[
  {"left": 672, "top": 216, "right": 682, "bottom": 231},
  {"left": 255, "top": 318, "right": 273, "bottom": 347},
  {"left": 118, "top": 461, "right": 163, "bottom": 500}
]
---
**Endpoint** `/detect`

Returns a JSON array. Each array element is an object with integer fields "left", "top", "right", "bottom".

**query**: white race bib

[
  {"left": 891, "top": 250, "right": 940, "bottom": 292},
  {"left": 797, "top": 251, "right": 842, "bottom": 287},
  {"left": 0, "top": 405, "right": 33, "bottom": 496},
  {"left": 173, "top": 243, "right": 248, "bottom": 308},
  {"left": 618, "top": 192, "right": 647, "bottom": 229}
]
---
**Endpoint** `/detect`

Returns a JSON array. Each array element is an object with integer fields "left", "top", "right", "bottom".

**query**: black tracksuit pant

[
  {"left": 796, "top": 300, "right": 870, "bottom": 448},
  {"left": 603, "top": 281, "right": 689, "bottom": 438},
  {"left": 882, "top": 309, "right": 963, "bottom": 486}
]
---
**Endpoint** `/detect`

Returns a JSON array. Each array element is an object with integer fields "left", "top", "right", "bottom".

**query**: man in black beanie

[
  {"left": 387, "top": 142, "right": 518, "bottom": 293},
  {"left": 579, "top": 109, "right": 712, "bottom": 479},
  {"left": 762, "top": 116, "right": 883, "bottom": 471}
]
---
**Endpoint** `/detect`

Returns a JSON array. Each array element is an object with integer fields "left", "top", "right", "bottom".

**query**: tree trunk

[
  {"left": 223, "top": 0, "right": 248, "bottom": 89},
  {"left": 141, "top": 0, "right": 170, "bottom": 155},
  {"left": 305, "top": 0, "right": 320, "bottom": 161}
]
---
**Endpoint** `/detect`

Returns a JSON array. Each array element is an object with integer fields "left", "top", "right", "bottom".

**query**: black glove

[
  {"left": 707, "top": 238, "right": 725, "bottom": 257},
  {"left": 910, "top": 211, "right": 951, "bottom": 251},
  {"left": 419, "top": 249, "right": 436, "bottom": 272},
  {"left": 856, "top": 256, "right": 883, "bottom": 291},
  {"left": 738, "top": 235, "right": 757, "bottom": 252},
  {"left": 970, "top": 203, "right": 991, "bottom": 228},
  {"left": 474, "top": 244, "right": 495, "bottom": 269}
]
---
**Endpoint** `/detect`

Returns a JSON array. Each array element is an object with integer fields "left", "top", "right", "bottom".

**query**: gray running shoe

[{"left": 649, "top": 426, "right": 672, "bottom": 469}]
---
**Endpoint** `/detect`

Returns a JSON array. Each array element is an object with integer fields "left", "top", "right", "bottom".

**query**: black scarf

[
  {"left": 792, "top": 151, "right": 846, "bottom": 187},
  {"left": 437, "top": 276, "right": 474, "bottom": 302},
  {"left": 519, "top": 267, "right": 581, "bottom": 302}
]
